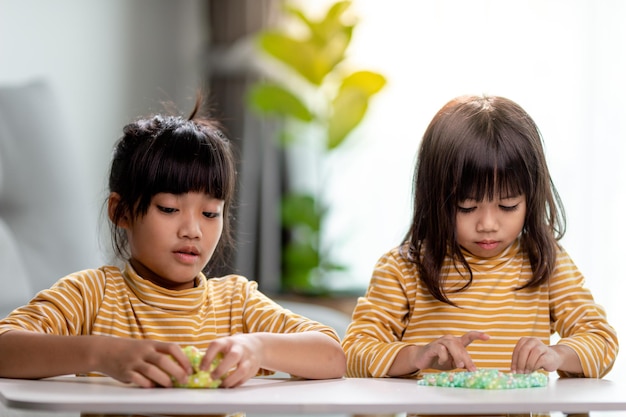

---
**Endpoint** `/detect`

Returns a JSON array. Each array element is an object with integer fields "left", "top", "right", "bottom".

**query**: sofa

[{"left": 0, "top": 80, "right": 102, "bottom": 319}]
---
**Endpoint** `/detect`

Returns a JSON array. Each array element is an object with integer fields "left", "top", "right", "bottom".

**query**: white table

[{"left": 0, "top": 375, "right": 625, "bottom": 415}]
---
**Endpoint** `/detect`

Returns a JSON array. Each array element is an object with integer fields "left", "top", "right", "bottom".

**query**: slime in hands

[
  {"left": 417, "top": 368, "right": 548, "bottom": 389},
  {"left": 173, "top": 346, "right": 223, "bottom": 388}
]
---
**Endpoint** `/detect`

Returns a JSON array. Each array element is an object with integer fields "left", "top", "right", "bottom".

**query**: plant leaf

[
  {"left": 326, "top": 71, "right": 386, "bottom": 150},
  {"left": 340, "top": 70, "right": 387, "bottom": 96},
  {"left": 284, "top": 242, "right": 319, "bottom": 270},
  {"left": 327, "top": 89, "right": 367, "bottom": 150},
  {"left": 246, "top": 83, "right": 313, "bottom": 122},
  {"left": 258, "top": 31, "right": 337, "bottom": 85},
  {"left": 327, "top": 70, "right": 386, "bottom": 149},
  {"left": 282, "top": 241, "right": 319, "bottom": 292},
  {"left": 286, "top": 1, "right": 352, "bottom": 44},
  {"left": 258, "top": 1, "right": 354, "bottom": 85},
  {"left": 281, "top": 193, "right": 321, "bottom": 232},
  {"left": 286, "top": 1, "right": 353, "bottom": 64}
]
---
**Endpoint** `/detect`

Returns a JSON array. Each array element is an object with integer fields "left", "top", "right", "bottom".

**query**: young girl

[
  {"left": 342, "top": 95, "right": 618, "bottom": 383},
  {"left": 0, "top": 101, "right": 346, "bottom": 390}
]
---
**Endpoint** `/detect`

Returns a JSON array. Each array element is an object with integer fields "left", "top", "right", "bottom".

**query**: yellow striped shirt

[
  {"left": 0, "top": 264, "right": 340, "bottom": 376},
  {"left": 342, "top": 239, "right": 618, "bottom": 379}
]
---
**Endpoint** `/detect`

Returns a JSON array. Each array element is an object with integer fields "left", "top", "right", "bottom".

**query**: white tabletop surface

[{"left": 0, "top": 375, "right": 625, "bottom": 415}]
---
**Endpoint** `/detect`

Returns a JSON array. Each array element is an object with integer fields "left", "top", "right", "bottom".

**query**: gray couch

[{"left": 0, "top": 80, "right": 102, "bottom": 319}]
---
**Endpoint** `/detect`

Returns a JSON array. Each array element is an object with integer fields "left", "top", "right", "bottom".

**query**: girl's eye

[
  {"left": 457, "top": 206, "right": 476, "bottom": 214},
  {"left": 203, "top": 211, "right": 221, "bottom": 219},
  {"left": 157, "top": 205, "right": 177, "bottom": 214},
  {"left": 499, "top": 204, "right": 519, "bottom": 212}
]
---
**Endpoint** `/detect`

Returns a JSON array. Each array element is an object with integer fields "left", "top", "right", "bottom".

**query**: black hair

[{"left": 107, "top": 100, "right": 236, "bottom": 273}]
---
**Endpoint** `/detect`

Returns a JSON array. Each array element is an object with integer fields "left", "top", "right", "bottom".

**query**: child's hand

[
  {"left": 510, "top": 336, "right": 563, "bottom": 374},
  {"left": 201, "top": 334, "right": 263, "bottom": 388},
  {"left": 95, "top": 337, "right": 191, "bottom": 388},
  {"left": 416, "top": 331, "right": 490, "bottom": 371}
]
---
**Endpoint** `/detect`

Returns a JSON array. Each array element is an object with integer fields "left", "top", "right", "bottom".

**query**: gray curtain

[{"left": 205, "top": 0, "right": 283, "bottom": 293}]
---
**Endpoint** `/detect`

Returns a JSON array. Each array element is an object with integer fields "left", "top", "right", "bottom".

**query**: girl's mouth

[
  {"left": 477, "top": 241, "right": 499, "bottom": 250},
  {"left": 174, "top": 251, "right": 199, "bottom": 264},
  {"left": 174, "top": 247, "right": 200, "bottom": 263}
]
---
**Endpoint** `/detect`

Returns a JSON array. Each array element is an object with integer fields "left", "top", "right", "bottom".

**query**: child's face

[
  {"left": 125, "top": 192, "right": 224, "bottom": 290},
  {"left": 455, "top": 194, "right": 526, "bottom": 258}
]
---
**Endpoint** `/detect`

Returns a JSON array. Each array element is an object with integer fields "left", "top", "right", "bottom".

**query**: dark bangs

[
  {"left": 131, "top": 124, "right": 235, "bottom": 216},
  {"left": 455, "top": 132, "right": 532, "bottom": 203},
  {"left": 455, "top": 128, "right": 533, "bottom": 204}
]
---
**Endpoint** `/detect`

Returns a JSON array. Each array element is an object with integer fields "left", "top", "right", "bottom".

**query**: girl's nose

[
  {"left": 179, "top": 213, "right": 202, "bottom": 238},
  {"left": 476, "top": 208, "right": 498, "bottom": 232}
]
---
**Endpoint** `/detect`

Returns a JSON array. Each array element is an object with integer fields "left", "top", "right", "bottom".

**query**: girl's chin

[{"left": 467, "top": 245, "right": 507, "bottom": 259}]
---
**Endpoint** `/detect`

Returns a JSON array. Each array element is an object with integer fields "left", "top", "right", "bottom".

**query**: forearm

[
  {"left": 256, "top": 332, "right": 346, "bottom": 379},
  {"left": 0, "top": 330, "right": 100, "bottom": 378},
  {"left": 554, "top": 324, "right": 618, "bottom": 378},
  {"left": 387, "top": 344, "right": 420, "bottom": 376}
]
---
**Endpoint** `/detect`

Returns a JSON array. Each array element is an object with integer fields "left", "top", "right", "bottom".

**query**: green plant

[{"left": 246, "top": 0, "right": 386, "bottom": 294}]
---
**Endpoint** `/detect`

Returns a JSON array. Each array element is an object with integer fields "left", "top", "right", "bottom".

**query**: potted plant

[{"left": 246, "top": 0, "right": 386, "bottom": 295}]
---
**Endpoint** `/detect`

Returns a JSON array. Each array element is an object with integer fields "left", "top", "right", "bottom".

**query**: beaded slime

[{"left": 417, "top": 369, "right": 548, "bottom": 389}]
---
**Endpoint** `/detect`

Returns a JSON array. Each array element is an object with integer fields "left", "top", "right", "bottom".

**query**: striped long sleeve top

[
  {"left": 342, "top": 239, "right": 618, "bottom": 379},
  {"left": 0, "top": 264, "right": 340, "bottom": 376}
]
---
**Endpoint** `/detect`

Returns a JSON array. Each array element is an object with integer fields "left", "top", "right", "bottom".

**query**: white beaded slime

[{"left": 417, "top": 369, "right": 548, "bottom": 389}]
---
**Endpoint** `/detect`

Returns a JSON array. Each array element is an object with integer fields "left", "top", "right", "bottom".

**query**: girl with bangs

[
  {"left": 0, "top": 99, "right": 346, "bottom": 393},
  {"left": 342, "top": 95, "right": 617, "bottom": 392}
]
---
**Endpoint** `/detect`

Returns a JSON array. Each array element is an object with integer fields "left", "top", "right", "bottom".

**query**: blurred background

[{"left": 1, "top": 0, "right": 625, "bottom": 392}]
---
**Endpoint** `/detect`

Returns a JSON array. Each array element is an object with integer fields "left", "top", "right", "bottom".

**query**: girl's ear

[{"left": 108, "top": 192, "right": 130, "bottom": 228}]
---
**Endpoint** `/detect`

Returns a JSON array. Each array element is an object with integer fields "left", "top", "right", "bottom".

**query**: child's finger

[
  {"left": 164, "top": 344, "right": 193, "bottom": 374},
  {"left": 460, "top": 331, "right": 490, "bottom": 347},
  {"left": 511, "top": 337, "right": 536, "bottom": 373},
  {"left": 155, "top": 353, "right": 191, "bottom": 386},
  {"left": 201, "top": 339, "right": 228, "bottom": 368},
  {"left": 443, "top": 344, "right": 474, "bottom": 371}
]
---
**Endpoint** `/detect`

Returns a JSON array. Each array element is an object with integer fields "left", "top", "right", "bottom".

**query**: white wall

[{"left": 0, "top": 0, "right": 207, "bottom": 228}]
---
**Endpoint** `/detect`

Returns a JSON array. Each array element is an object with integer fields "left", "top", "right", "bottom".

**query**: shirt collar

[{"left": 122, "top": 263, "right": 208, "bottom": 312}]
